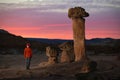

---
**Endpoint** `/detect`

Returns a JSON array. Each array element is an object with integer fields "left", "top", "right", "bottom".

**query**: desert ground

[{"left": 0, "top": 53, "right": 120, "bottom": 80}]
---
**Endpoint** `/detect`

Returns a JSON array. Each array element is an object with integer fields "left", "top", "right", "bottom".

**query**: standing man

[{"left": 24, "top": 43, "right": 32, "bottom": 70}]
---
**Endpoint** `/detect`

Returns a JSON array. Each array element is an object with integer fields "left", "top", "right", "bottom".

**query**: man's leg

[
  {"left": 27, "top": 57, "right": 31, "bottom": 69},
  {"left": 26, "top": 58, "right": 29, "bottom": 69},
  {"left": 26, "top": 57, "right": 31, "bottom": 70}
]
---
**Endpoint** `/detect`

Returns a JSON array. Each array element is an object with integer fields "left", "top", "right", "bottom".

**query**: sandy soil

[
  {"left": 0, "top": 54, "right": 120, "bottom": 80},
  {"left": 0, "top": 53, "right": 47, "bottom": 70}
]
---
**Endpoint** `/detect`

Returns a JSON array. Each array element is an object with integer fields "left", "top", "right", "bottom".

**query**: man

[{"left": 24, "top": 43, "right": 32, "bottom": 70}]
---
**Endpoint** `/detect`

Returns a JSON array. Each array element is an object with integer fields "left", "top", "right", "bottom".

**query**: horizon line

[{"left": 24, "top": 37, "right": 120, "bottom": 40}]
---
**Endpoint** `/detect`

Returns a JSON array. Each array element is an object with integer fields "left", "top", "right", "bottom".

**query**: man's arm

[{"left": 24, "top": 48, "right": 26, "bottom": 58}]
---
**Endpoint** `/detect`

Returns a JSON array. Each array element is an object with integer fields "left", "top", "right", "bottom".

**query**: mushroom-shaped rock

[
  {"left": 68, "top": 7, "right": 89, "bottom": 61},
  {"left": 59, "top": 41, "right": 74, "bottom": 63}
]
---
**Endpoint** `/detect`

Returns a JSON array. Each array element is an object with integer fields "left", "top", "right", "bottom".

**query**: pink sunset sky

[{"left": 0, "top": 0, "right": 120, "bottom": 39}]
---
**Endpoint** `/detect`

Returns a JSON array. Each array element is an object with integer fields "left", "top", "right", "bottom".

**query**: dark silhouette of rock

[
  {"left": 68, "top": 7, "right": 89, "bottom": 61},
  {"left": 0, "top": 29, "right": 49, "bottom": 55},
  {"left": 0, "top": 29, "right": 26, "bottom": 48}
]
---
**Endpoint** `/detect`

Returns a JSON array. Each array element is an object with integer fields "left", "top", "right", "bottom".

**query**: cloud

[
  {"left": 0, "top": 0, "right": 27, "bottom": 3},
  {"left": 0, "top": 0, "right": 120, "bottom": 39},
  {"left": 0, "top": 0, "right": 120, "bottom": 13}
]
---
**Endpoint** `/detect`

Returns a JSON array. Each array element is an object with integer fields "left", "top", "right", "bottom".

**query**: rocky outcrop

[
  {"left": 59, "top": 41, "right": 74, "bottom": 63},
  {"left": 39, "top": 46, "right": 58, "bottom": 67},
  {"left": 68, "top": 7, "right": 89, "bottom": 61},
  {"left": 46, "top": 46, "right": 58, "bottom": 64}
]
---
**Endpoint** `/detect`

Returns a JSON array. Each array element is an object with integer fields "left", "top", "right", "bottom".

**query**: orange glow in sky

[{"left": 0, "top": 0, "right": 120, "bottom": 39}]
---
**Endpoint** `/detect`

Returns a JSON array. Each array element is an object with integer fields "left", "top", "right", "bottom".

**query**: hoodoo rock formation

[
  {"left": 68, "top": 7, "right": 89, "bottom": 61},
  {"left": 46, "top": 46, "right": 58, "bottom": 64},
  {"left": 59, "top": 41, "right": 74, "bottom": 63}
]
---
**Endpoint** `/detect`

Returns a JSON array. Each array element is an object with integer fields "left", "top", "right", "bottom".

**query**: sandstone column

[{"left": 68, "top": 7, "right": 89, "bottom": 61}]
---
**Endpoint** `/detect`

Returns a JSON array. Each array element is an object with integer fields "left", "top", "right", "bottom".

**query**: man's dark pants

[{"left": 25, "top": 57, "right": 31, "bottom": 69}]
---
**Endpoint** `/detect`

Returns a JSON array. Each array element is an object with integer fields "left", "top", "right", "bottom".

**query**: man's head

[{"left": 26, "top": 43, "right": 30, "bottom": 48}]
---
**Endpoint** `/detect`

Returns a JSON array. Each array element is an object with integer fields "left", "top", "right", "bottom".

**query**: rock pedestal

[{"left": 68, "top": 7, "right": 89, "bottom": 61}]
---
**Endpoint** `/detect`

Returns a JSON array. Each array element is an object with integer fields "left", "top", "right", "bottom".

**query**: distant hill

[
  {"left": 0, "top": 29, "right": 120, "bottom": 48},
  {"left": 26, "top": 37, "right": 120, "bottom": 54},
  {"left": 26, "top": 38, "right": 120, "bottom": 46},
  {"left": 0, "top": 29, "right": 120, "bottom": 54},
  {"left": 86, "top": 38, "right": 120, "bottom": 46},
  {"left": 0, "top": 29, "right": 49, "bottom": 49},
  {"left": 25, "top": 38, "right": 72, "bottom": 45},
  {"left": 0, "top": 29, "right": 27, "bottom": 48}
]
